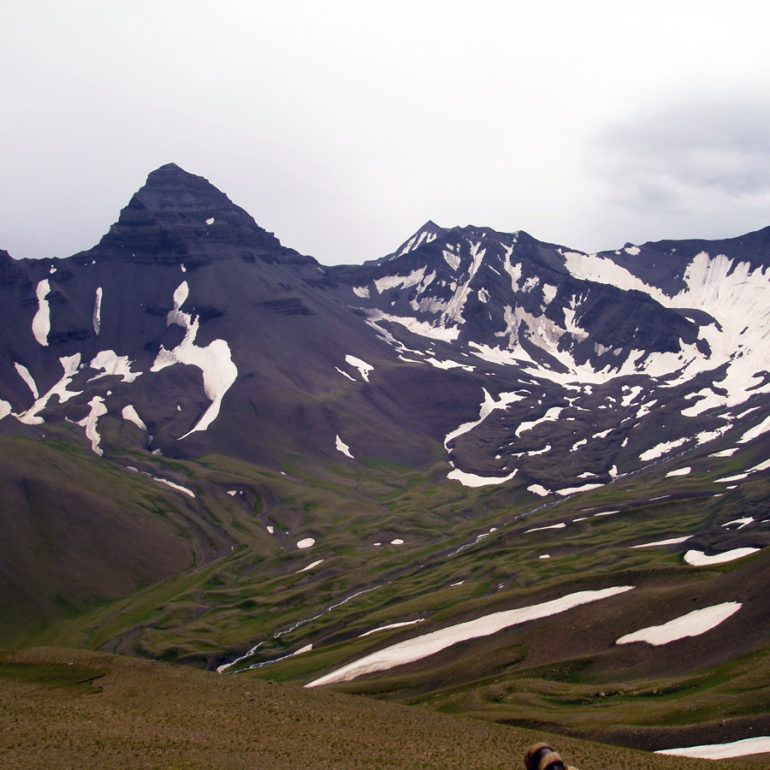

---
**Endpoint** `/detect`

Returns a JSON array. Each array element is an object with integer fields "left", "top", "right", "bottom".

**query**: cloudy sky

[{"left": 3, "top": 1, "right": 770, "bottom": 264}]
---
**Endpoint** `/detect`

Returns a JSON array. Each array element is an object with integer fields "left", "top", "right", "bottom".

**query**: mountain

[{"left": 1, "top": 164, "right": 769, "bottom": 759}]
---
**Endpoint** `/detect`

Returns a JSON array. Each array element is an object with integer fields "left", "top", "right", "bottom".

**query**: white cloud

[{"left": 2, "top": 2, "right": 770, "bottom": 262}]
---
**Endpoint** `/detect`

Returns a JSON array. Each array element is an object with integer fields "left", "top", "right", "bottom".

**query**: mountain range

[{"left": 1, "top": 163, "right": 769, "bottom": 759}]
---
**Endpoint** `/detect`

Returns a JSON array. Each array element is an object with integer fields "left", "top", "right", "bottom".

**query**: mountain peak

[
  {"left": 78, "top": 164, "right": 294, "bottom": 265},
  {"left": 149, "top": 161, "right": 187, "bottom": 175},
  {"left": 386, "top": 220, "right": 446, "bottom": 261},
  {"left": 142, "top": 162, "right": 220, "bottom": 195},
  {"left": 137, "top": 163, "right": 235, "bottom": 211}
]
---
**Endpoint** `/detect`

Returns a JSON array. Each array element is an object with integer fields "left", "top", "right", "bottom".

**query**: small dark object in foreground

[{"left": 524, "top": 742, "right": 578, "bottom": 770}]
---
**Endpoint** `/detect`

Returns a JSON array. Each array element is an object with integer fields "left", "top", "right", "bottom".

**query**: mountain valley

[{"left": 1, "top": 163, "right": 769, "bottom": 764}]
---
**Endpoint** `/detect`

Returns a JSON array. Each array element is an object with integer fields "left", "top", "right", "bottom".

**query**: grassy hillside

[
  {"left": 0, "top": 647, "right": 756, "bottom": 770},
  {"left": 4, "top": 426, "right": 770, "bottom": 762}
]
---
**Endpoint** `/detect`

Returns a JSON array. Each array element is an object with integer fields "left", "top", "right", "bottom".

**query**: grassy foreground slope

[{"left": 0, "top": 647, "right": 755, "bottom": 770}]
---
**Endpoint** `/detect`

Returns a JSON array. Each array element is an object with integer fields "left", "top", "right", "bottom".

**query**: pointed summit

[
  {"left": 387, "top": 220, "right": 446, "bottom": 261},
  {"left": 76, "top": 164, "right": 306, "bottom": 267},
  {"left": 140, "top": 163, "right": 230, "bottom": 204}
]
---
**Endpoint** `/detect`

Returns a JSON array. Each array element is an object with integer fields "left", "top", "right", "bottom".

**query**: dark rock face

[
  {"left": 0, "top": 249, "right": 19, "bottom": 283},
  {"left": 76, "top": 164, "right": 319, "bottom": 278},
  {"left": 597, "top": 225, "right": 770, "bottom": 295},
  {"left": 0, "top": 162, "right": 768, "bottom": 491},
  {"left": 329, "top": 222, "right": 700, "bottom": 372}
]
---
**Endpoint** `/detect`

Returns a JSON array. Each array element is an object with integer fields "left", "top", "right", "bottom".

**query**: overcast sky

[{"left": 3, "top": 1, "right": 770, "bottom": 264}]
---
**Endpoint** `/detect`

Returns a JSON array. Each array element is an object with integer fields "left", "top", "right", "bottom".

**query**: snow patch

[
  {"left": 153, "top": 476, "right": 196, "bottom": 498},
  {"left": 541, "top": 284, "right": 557, "bottom": 306},
  {"left": 555, "top": 482, "right": 604, "bottom": 496},
  {"left": 666, "top": 467, "right": 691, "bottom": 477},
  {"left": 31, "top": 279, "right": 51, "bottom": 346},
  {"left": 306, "top": 586, "right": 634, "bottom": 687},
  {"left": 424, "top": 357, "right": 474, "bottom": 372},
  {"left": 445, "top": 388, "right": 527, "bottom": 449},
  {"left": 437, "top": 240, "right": 487, "bottom": 328},
  {"left": 335, "top": 434, "right": 354, "bottom": 459},
  {"left": 639, "top": 437, "right": 688, "bottom": 462},
  {"left": 738, "top": 415, "right": 770, "bottom": 444},
  {"left": 447, "top": 468, "right": 517, "bottom": 487},
  {"left": 515, "top": 407, "right": 563, "bottom": 437},
  {"left": 344, "top": 355, "right": 373, "bottom": 382},
  {"left": 121, "top": 404, "right": 147, "bottom": 431},
  {"left": 151, "top": 281, "right": 238, "bottom": 439},
  {"left": 77, "top": 396, "right": 108, "bottom": 455},
  {"left": 366, "top": 309, "right": 460, "bottom": 342},
  {"left": 621, "top": 385, "right": 643, "bottom": 407},
  {"left": 617, "top": 602, "right": 740, "bottom": 646},
  {"left": 525, "top": 522, "right": 566, "bottom": 533},
  {"left": 442, "top": 249, "right": 461, "bottom": 272},
  {"left": 714, "top": 472, "right": 748, "bottom": 483},
  {"left": 469, "top": 341, "right": 536, "bottom": 367},
  {"left": 375, "top": 267, "right": 426, "bottom": 294},
  {"left": 89, "top": 350, "right": 141, "bottom": 383},
  {"left": 335, "top": 366, "right": 356, "bottom": 382},
  {"left": 723, "top": 517, "right": 754, "bottom": 529},
  {"left": 352, "top": 285, "right": 370, "bottom": 299},
  {"left": 15, "top": 354, "right": 82, "bottom": 425},
  {"left": 684, "top": 548, "right": 759, "bottom": 566},
  {"left": 527, "top": 484, "right": 550, "bottom": 497},
  {"left": 297, "top": 538, "right": 315, "bottom": 549},
  {"left": 360, "top": 619, "right": 424, "bottom": 638},
  {"left": 92, "top": 287, "right": 103, "bottom": 335},
  {"left": 657, "top": 736, "right": 770, "bottom": 760},
  {"left": 14, "top": 363, "right": 39, "bottom": 399},
  {"left": 632, "top": 536, "right": 691, "bottom": 549},
  {"left": 715, "top": 457, "right": 770, "bottom": 483},
  {"left": 297, "top": 559, "right": 325, "bottom": 573}
]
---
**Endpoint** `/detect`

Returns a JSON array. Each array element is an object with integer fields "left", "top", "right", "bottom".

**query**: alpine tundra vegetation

[{"left": 1, "top": 164, "right": 769, "bottom": 767}]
